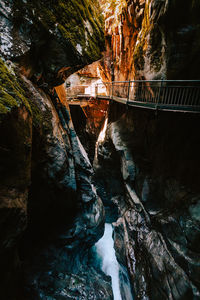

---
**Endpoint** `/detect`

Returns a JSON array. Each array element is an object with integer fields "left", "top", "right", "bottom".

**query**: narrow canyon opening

[{"left": 68, "top": 69, "right": 135, "bottom": 299}]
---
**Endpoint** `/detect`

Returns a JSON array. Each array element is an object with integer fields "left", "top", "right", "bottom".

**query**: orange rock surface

[{"left": 82, "top": 99, "right": 109, "bottom": 135}]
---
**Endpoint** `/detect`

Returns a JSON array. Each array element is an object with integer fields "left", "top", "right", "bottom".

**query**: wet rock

[
  {"left": 94, "top": 102, "right": 200, "bottom": 299},
  {"left": 0, "top": 0, "right": 105, "bottom": 298},
  {"left": 0, "top": 59, "right": 32, "bottom": 297},
  {"left": 24, "top": 267, "right": 113, "bottom": 300},
  {"left": 15, "top": 75, "right": 107, "bottom": 299}
]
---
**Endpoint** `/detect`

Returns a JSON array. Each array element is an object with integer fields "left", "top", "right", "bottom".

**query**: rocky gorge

[{"left": 0, "top": 0, "right": 200, "bottom": 300}]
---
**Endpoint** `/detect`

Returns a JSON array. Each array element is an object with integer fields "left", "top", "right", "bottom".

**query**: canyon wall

[
  {"left": 93, "top": 0, "right": 200, "bottom": 299},
  {"left": 0, "top": 0, "right": 104, "bottom": 84},
  {"left": 1, "top": 0, "right": 200, "bottom": 299},
  {"left": 0, "top": 1, "right": 112, "bottom": 299},
  {"left": 95, "top": 104, "right": 200, "bottom": 299},
  {"left": 99, "top": 0, "right": 200, "bottom": 81}
]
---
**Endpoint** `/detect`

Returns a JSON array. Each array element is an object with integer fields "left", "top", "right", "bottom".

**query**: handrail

[
  {"left": 101, "top": 80, "right": 200, "bottom": 83},
  {"left": 66, "top": 80, "right": 200, "bottom": 112},
  {"left": 95, "top": 80, "right": 200, "bottom": 112}
]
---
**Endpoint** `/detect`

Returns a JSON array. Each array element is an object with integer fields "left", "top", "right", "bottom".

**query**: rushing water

[
  {"left": 95, "top": 223, "right": 122, "bottom": 300},
  {"left": 93, "top": 116, "right": 108, "bottom": 166}
]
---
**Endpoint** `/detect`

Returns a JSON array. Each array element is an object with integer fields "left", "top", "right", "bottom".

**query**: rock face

[
  {"left": 94, "top": 102, "right": 200, "bottom": 299},
  {"left": 70, "top": 99, "right": 109, "bottom": 162},
  {"left": 1, "top": 0, "right": 200, "bottom": 299},
  {"left": 17, "top": 77, "right": 108, "bottom": 299},
  {"left": 0, "top": 59, "right": 32, "bottom": 297},
  {"left": 99, "top": 0, "right": 144, "bottom": 82},
  {"left": 0, "top": 59, "right": 110, "bottom": 300},
  {"left": 99, "top": 0, "right": 200, "bottom": 81},
  {"left": 0, "top": 1, "right": 110, "bottom": 299},
  {"left": 95, "top": 3, "right": 200, "bottom": 297},
  {"left": 0, "top": 0, "right": 104, "bottom": 85}
]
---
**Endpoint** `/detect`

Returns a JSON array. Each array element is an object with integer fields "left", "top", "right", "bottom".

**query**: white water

[
  {"left": 94, "top": 117, "right": 108, "bottom": 167},
  {"left": 98, "top": 117, "right": 108, "bottom": 143},
  {"left": 95, "top": 223, "right": 122, "bottom": 300}
]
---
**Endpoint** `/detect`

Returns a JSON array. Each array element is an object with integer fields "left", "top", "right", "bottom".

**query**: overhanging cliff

[{"left": 0, "top": 0, "right": 104, "bottom": 85}]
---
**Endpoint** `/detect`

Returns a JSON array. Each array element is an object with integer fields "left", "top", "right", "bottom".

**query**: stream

[
  {"left": 95, "top": 223, "right": 122, "bottom": 300},
  {"left": 70, "top": 104, "right": 134, "bottom": 299}
]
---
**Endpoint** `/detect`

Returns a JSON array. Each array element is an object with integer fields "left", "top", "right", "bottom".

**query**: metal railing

[
  {"left": 95, "top": 80, "right": 200, "bottom": 111},
  {"left": 65, "top": 85, "right": 91, "bottom": 98}
]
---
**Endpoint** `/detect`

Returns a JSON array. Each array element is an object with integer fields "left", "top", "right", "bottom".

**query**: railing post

[
  {"left": 156, "top": 78, "right": 164, "bottom": 109},
  {"left": 127, "top": 80, "right": 131, "bottom": 106},
  {"left": 112, "top": 81, "right": 114, "bottom": 100}
]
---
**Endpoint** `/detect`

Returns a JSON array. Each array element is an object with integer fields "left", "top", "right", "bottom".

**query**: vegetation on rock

[
  {"left": 0, "top": 59, "right": 31, "bottom": 119},
  {"left": 12, "top": 0, "right": 105, "bottom": 62}
]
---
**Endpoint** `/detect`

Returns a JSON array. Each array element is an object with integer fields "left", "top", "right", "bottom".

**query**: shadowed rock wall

[
  {"left": 0, "top": 1, "right": 109, "bottom": 298},
  {"left": 0, "top": 0, "right": 104, "bottom": 85},
  {"left": 95, "top": 102, "right": 200, "bottom": 300}
]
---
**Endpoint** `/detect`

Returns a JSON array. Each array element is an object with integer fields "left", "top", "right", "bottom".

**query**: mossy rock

[
  {"left": 133, "top": 0, "right": 164, "bottom": 74},
  {"left": 133, "top": 1, "right": 152, "bottom": 72},
  {"left": 12, "top": 0, "right": 105, "bottom": 63},
  {"left": 0, "top": 58, "right": 31, "bottom": 120},
  {"left": 149, "top": 26, "right": 163, "bottom": 73},
  {"left": 0, "top": 58, "right": 53, "bottom": 140},
  {"left": 133, "top": 44, "right": 145, "bottom": 71}
]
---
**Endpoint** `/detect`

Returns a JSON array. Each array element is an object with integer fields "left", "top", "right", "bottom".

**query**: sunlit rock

[{"left": 100, "top": 0, "right": 200, "bottom": 81}]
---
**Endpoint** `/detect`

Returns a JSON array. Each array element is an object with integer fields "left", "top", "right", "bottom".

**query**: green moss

[
  {"left": 0, "top": 89, "right": 18, "bottom": 112},
  {"left": 133, "top": 1, "right": 162, "bottom": 72},
  {"left": 27, "top": 98, "right": 43, "bottom": 129},
  {"left": 149, "top": 26, "right": 163, "bottom": 73},
  {"left": 0, "top": 60, "right": 32, "bottom": 188},
  {"left": 30, "top": 99, "right": 52, "bottom": 134},
  {"left": 13, "top": 0, "right": 104, "bottom": 63},
  {"left": 0, "top": 103, "right": 8, "bottom": 114},
  {"left": 0, "top": 59, "right": 31, "bottom": 119},
  {"left": 15, "top": 71, "right": 52, "bottom": 131},
  {"left": 54, "top": 0, "right": 104, "bottom": 60},
  {"left": 133, "top": 1, "right": 151, "bottom": 71},
  {"left": 0, "top": 58, "right": 53, "bottom": 135},
  {"left": 133, "top": 44, "right": 145, "bottom": 70}
]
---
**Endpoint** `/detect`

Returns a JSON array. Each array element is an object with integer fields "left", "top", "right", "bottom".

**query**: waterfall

[
  {"left": 93, "top": 117, "right": 134, "bottom": 300},
  {"left": 94, "top": 116, "right": 108, "bottom": 166},
  {"left": 97, "top": 117, "right": 108, "bottom": 143},
  {"left": 95, "top": 223, "right": 122, "bottom": 300}
]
